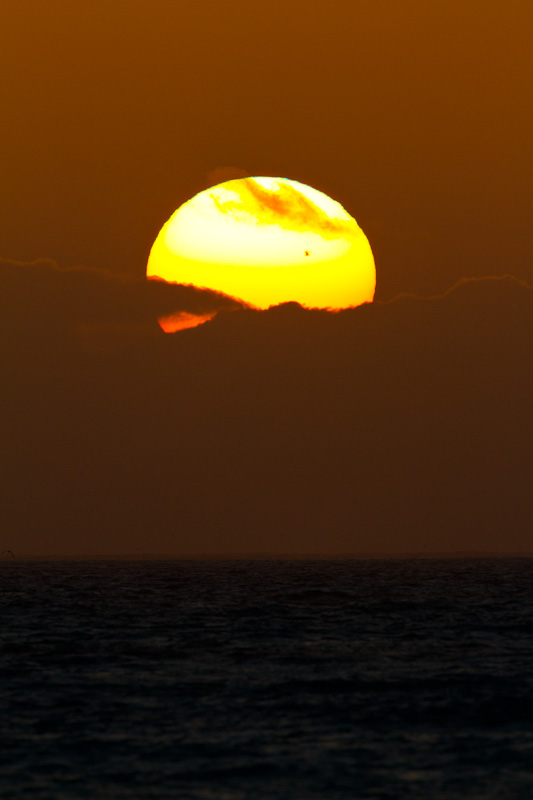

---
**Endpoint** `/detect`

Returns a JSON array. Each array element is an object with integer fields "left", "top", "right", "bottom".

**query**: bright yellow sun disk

[{"left": 147, "top": 177, "right": 375, "bottom": 330}]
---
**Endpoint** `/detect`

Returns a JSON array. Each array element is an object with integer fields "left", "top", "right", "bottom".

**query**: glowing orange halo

[{"left": 147, "top": 177, "right": 376, "bottom": 331}]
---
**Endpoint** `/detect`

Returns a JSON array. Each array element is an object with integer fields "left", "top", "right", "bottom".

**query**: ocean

[{"left": 1, "top": 558, "right": 533, "bottom": 798}]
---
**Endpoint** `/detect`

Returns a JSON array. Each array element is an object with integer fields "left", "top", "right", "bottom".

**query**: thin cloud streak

[{"left": 216, "top": 180, "right": 358, "bottom": 239}]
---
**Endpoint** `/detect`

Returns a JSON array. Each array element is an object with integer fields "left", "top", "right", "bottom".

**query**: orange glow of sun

[{"left": 147, "top": 177, "right": 376, "bottom": 331}]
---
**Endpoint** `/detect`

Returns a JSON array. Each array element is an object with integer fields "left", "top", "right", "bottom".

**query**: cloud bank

[{"left": 1, "top": 258, "right": 531, "bottom": 556}]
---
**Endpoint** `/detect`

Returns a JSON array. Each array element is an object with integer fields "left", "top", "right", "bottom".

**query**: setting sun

[{"left": 147, "top": 177, "right": 375, "bottom": 331}]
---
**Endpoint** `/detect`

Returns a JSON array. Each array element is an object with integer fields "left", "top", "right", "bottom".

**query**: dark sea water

[{"left": 1, "top": 559, "right": 533, "bottom": 799}]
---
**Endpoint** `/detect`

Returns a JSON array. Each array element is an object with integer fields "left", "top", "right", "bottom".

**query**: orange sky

[{"left": 2, "top": 0, "right": 532, "bottom": 299}]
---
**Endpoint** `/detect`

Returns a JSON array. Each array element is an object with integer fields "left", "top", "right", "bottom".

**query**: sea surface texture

[{"left": 1, "top": 559, "right": 533, "bottom": 799}]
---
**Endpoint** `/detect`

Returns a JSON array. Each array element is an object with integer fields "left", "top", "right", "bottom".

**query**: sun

[{"left": 147, "top": 177, "right": 376, "bottom": 331}]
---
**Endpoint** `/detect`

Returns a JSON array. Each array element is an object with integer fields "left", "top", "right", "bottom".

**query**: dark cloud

[
  {"left": 0, "top": 257, "right": 246, "bottom": 325},
  {"left": 1, "top": 263, "right": 531, "bottom": 557},
  {"left": 206, "top": 167, "right": 250, "bottom": 187},
  {"left": 0, "top": 257, "right": 249, "bottom": 353}
]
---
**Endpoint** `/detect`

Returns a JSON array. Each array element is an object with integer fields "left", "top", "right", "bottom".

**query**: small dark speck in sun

[{"left": 305, "top": 250, "right": 311, "bottom": 256}]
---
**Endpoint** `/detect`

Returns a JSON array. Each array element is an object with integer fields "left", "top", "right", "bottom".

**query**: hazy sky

[
  {"left": 3, "top": 0, "right": 532, "bottom": 298},
  {"left": 2, "top": 2, "right": 532, "bottom": 556}
]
